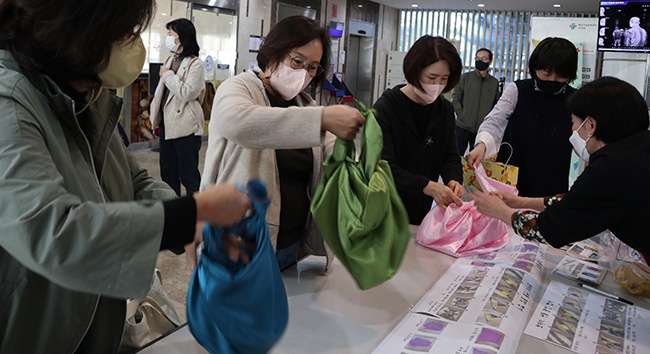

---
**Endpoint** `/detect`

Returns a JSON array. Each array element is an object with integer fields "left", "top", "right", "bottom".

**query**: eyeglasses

[
  {"left": 287, "top": 53, "right": 324, "bottom": 77},
  {"left": 475, "top": 56, "right": 490, "bottom": 62}
]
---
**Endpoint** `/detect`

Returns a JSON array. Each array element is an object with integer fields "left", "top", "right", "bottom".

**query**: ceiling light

[
  {"left": 358, "top": 4, "right": 363, "bottom": 7},
  {"left": 411, "top": 4, "right": 419, "bottom": 7},
  {"left": 553, "top": 4, "right": 561, "bottom": 8},
  {"left": 477, "top": 3, "right": 485, "bottom": 7}
]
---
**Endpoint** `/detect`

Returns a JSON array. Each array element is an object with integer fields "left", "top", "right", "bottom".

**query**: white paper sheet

[{"left": 524, "top": 280, "right": 650, "bottom": 353}]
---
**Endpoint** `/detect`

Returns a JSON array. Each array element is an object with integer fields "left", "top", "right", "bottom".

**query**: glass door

[{"left": 191, "top": 5, "right": 238, "bottom": 82}]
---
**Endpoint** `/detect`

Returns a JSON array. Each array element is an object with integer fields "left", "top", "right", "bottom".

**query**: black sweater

[
  {"left": 373, "top": 85, "right": 462, "bottom": 225},
  {"left": 539, "top": 130, "right": 650, "bottom": 255}
]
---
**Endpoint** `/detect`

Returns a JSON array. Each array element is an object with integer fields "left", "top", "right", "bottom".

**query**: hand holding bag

[
  {"left": 187, "top": 180, "right": 288, "bottom": 354},
  {"left": 416, "top": 163, "right": 517, "bottom": 257},
  {"left": 310, "top": 100, "right": 410, "bottom": 290},
  {"left": 462, "top": 143, "right": 519, "bottom": 190}
]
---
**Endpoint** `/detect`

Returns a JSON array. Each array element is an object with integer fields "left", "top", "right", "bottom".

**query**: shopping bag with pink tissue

[{"left": 416, "top": 163, "right": 518, "bottom": 257}]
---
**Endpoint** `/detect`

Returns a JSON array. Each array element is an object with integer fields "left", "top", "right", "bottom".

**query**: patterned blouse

[{"left": 511, "top": 194, "right": 564, "bottom": 243}]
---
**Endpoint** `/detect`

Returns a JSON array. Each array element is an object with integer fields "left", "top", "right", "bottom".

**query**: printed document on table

[
  {"left": 373, "top": 312, "right": 517, "bottom": 354},
  {"left": 524, "top": 280, "right": 650, "bottom": 354}
]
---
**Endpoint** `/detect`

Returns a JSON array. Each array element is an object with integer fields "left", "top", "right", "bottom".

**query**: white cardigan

[
  {"left": 201, "top": 70, "right": 328, "bottom": 255},
  {"left": 150, "top": 55, "right": 205, "bottom": 140}
]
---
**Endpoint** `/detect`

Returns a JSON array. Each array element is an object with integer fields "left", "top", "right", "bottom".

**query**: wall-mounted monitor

[{"left": 598, "top": 1, "right": 650, "bottom": 52}]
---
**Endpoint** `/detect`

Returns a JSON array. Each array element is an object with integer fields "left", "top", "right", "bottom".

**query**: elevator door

[{"left": 346, "top": 18, "right": 376, "bottom": 109}]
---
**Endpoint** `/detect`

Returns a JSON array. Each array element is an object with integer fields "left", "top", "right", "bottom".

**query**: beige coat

[
  {"left": 150, "top": 55, "right": 205, "bottom": 139},
  {"left": 201, "top": 70, "right": 329, "bottom": 257}
]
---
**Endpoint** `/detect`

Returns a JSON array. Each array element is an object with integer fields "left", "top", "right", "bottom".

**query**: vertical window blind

[{"left": 399, "top": 10, "right": 595, "bottom": 82}]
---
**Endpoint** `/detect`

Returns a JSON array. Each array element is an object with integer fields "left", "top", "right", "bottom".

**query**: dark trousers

[
  {"left": 159, "top": 122, "right": 202, "bottom": 196},
  {"left": 456, "top": 125, "right": 477, "bottom": 156}
]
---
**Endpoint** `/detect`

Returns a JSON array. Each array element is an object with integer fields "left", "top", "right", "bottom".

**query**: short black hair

[
  {"left": 402, "top": 35, "right": 462, "bottom": 93},
  {"left": 568, "top": 76, "right": 649, "bottom": 143},
  {"left": 257, "top": 16, "right": 331, "bottom": 89},
  {"left": 0, "top": 0, "right": 155, "bottom": 84},
  {"left": 528, "top": 37, "right": 578, "bottom": 82},
  {"left": 476, "top": 48, "right": 493, "bottom": 61},
  {"left": 166, "top": 18, "right": 200, "bottom": 58}
]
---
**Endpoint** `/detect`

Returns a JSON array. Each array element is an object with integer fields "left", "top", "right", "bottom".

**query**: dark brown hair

[
  {"left": 402, "top": 35, "right": 462, "bottom": 93},
  {"left": 0, "top": 0, "right": 155, "bottom": 83},
  {"left": 257, "top": 16, "right": 331, "bottom": 88}
]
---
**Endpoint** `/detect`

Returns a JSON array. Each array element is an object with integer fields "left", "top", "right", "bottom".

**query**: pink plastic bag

[{"left": 416, "top": 163, "right": 518, "bottom": 257}]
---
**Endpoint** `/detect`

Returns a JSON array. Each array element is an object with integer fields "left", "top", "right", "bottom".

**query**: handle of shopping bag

[
  {"left": 500, "top": 142, "right": 514, "bottom": 166},
  {"left": 355, "top": 99, "right": 382, "bottom": 180}
]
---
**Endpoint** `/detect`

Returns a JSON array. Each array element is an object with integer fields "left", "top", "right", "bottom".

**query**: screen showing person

[{"left": 598, "top": 0, "right": 650, "bottom": 52}]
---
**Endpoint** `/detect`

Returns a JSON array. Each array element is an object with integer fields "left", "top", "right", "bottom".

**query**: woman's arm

[
  {"left": 473, "top": 82, "right": 519, "bottom": 159},
  {"left": 161, "top": 57, "right": 205, "bottom": 102}
]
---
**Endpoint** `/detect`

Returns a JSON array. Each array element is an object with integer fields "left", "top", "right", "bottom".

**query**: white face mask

[
  {"left": 98, "top": 36, "right": 146, "bottom": 89},
  {"left": 569, "top": 118, "right": 592, "bottom": 162},
  {"left": 165, "top": 35, "right": 179, "bottom": 52},
  {"left": 414, "top": 82, "right": 445, "bottom": 104},
  {"left": 269, "top": 62, "right": 312, "bottom": 100}
]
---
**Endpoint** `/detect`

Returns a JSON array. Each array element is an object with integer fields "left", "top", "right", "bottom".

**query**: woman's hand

[
  {"left": 159, "top": 68, "right": 171, "bottom": 77},
  {"left": 466, "top": 142, "right": 486, "bottom": 167},
  {"left": 194, "top": 184, "right": 251, "bottom": 226},
  {"left": 423, "top": 181, "right": 463, "bottom": 209},
  {"left": 489, "top": 190, "right": 523, "bottom": 208},
  {"left": 322, "top": 105, "right": 366, "bottom": 140},
  {"left": 469, "top": 190, "right": 514, "bottom": 224},
  {"left": 186, "top": 184, "right": 252, "bottom": 267},
  {"left": 447, "top": 180, "right": 464, "bottom": 199}
]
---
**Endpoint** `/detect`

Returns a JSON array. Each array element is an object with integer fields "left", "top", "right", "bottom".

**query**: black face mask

[
  {"left": 475, "top": 60, "right": 490, "bottom": 71},
  {"left": 534, "top": 77, "right": 568, "bottom": 95}
]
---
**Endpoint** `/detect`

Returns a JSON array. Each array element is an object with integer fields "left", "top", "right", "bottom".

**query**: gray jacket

[
  {"left": 452, "top": 70, "right": 499, "bottom": 133},
  {"left": 0, "top": 50, "right": 177, "bottom": 353}
]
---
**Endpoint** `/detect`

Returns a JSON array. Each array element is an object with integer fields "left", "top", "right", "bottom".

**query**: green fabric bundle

[{"left": 310, "top": 100, "right": 410, "bottom": 290}]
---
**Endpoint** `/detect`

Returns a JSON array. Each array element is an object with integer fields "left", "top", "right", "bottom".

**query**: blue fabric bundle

[{"left": 187, "top": 180, "right": 288, "bottom": 354}]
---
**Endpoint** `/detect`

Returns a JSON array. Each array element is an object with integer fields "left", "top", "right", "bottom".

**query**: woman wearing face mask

[
  {"left": 150, "top": 18, "right": 205, "bottom": 197},
  {"left": 470, "top": 76, "right": 650, "bottom": 256},
  {"left": 201, "top": 16, "right": 365, "bottom": 271},
  {"left": 0, "top": 1, "right": 251, "bottom": 352},
  {"left": 467, "top": 37, "right": 578, "bottom": 197},
  {"left": 372, "top": 35, "right": 464, "bottom": 225}
]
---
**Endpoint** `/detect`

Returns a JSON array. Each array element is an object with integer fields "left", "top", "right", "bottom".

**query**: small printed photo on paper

[
  {"left": 477, "top": 310, "right": 504, "bottom": 327},
  {"left": 436, "top": 305, "right": 463, "bottom": 321},
  {"left": 504, "top": 268, "right": 524, "bottom": 283},
  {"left": 405, "top": 335, "right": 436, "bottom": 352},
  {"left": 547, "top": 328, "right": 573, "bottom": 349},
  {"left": 566, "top": 286, "right": 587, "bottom": 300},
  {"left": 474, "top": 327, "right": 506, "bottom": 349},
  {"left": 486, "top": 296, "right": 510, "bottom": 314},
  {"left": 471, "top": 347, "right": 497, "bottom": 354},
  {"left": 418, "top": 318, "right": 447, "bottom": 334},
  {"left": 600, "top": 322, "right": 625, "bottom": 338},
  {"left": 455, "top": 284, "right": 479, "bottom": 296},
  {"left": 492, "top": 287, "right": 516, "bottom": 302},
  {"left": 597, "top": 332, "right": 624, "bottom": 351},
  {"left": 550, "top": 316, "right": 577, "bottom": 338},
  {"left": 498, "top": 275, "right": 520, "bottom": 291},
  {"left": 603, "top": 298, "right": 628, "bottom": 314},
  {"left": 561, "top": 297, "right": 585, "bottom": 314},
  {"left": 557, "top": 306, "right": 582, "bottom": 322},
  {"left": 512, "top": 259, "right": 534, "bottom": 273}
]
